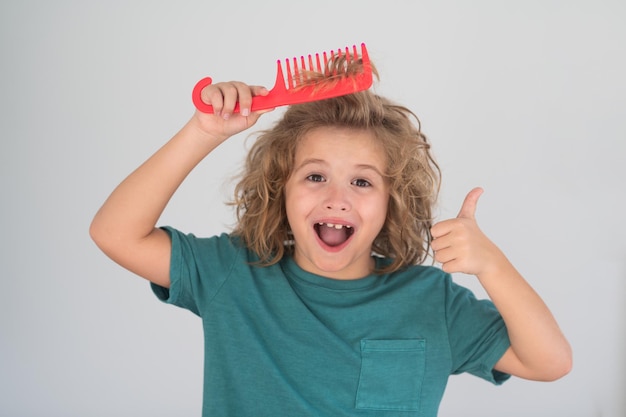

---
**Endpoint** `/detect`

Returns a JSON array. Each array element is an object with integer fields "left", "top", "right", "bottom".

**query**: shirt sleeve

[
  {"left": 150, "top": 227, "right": 240, "bottom": 317},
  {"left": 444, "top": 275, "right": 511, "bottom": 385}
]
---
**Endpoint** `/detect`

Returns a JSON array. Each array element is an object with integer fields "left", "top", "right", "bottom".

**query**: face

[{"left": 284, "top": 126, "right": 389, "bottom": 280}]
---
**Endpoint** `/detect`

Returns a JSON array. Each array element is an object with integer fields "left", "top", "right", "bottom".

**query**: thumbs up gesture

[{"left": 430, "top": 187, "right": 504, "bottom": 277}]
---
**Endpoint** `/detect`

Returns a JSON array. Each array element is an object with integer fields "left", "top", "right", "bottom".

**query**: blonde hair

[{"left": 231, "top": 61, "right": 440, "bottom": 273}]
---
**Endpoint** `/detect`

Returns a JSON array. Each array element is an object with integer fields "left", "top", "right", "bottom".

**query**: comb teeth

[
  {"left": 192, "top": 43, "right": 373, "bottom": 114},
  {"left": 282, "top": 44, "right": 365, "bottom": 90}
]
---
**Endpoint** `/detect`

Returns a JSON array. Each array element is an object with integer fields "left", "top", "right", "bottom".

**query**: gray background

[{"left": 1, "top": 1, "right": 625, "bottom": 416}]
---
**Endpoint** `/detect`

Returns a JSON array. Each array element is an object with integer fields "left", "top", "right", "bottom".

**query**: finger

[
  {"left": 430, "top": 232, "right": 451, "bottom": 252},
  {"left": 219, "top": 82, "right": 247, "bottom": 119},
  {"left": 433, "top": 247, "right": 456, "bottom": 265},
  {"left": 228, "top": 82, "right": 255, "bottom": 116},
  {"left": 439, "top": 258, "right": 462, "bottom": 274},
  {"left": 457, "top": 187, "right": 484, "bottom": 219},
  {"left": 201, "top": 86, "right": 225, "bottom": 116},
  {"left": 430, "top": 218, "right": 455, "bottom": 239},
  {"left": 250, "top": 85, "right": 270, "bottom": 97},
  {"left": 244, "top": 85, "right": 271, "bottom": 116}
]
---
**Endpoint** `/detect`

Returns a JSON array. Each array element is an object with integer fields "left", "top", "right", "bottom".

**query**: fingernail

[
  {"left": 241, "top": 108, "right": 250, "bottom": 117},
  {"left": 222, "top": 113, "right": 230, "bottom": 120}
]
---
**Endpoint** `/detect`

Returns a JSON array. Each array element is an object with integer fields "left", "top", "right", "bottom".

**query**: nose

[{"left": 323, "top": 183, "right": 351, "bottom": 211}]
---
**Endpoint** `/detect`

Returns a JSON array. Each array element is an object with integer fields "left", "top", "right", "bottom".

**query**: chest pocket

[{"left": 356, "top": 339, "right": 426, "bottom": 412}]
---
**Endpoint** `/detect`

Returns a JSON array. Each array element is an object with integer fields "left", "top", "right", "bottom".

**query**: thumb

[{"left": 457, "top": 187, "right": 484, "bottom": 219}]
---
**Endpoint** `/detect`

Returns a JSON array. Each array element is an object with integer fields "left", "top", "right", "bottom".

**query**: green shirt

[{"left": 152, "top": 228, "right": 510, "bottom": 417}]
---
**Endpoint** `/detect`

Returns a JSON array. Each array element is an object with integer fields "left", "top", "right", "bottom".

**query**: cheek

[
  {"left": 284, "top": 192, "right": 296, "bottom": 226},
  {"left": 362, "top": 196, "right": 389, "bottom": 234},
  {"left": 286, "top": 180, "right": 316, "bottom": 205},
  {"left": 363, "top": 193, "right": 389, "bottom": 219},
  {"left": 284, "top": 185, "right": 310, "bottom": 225}
]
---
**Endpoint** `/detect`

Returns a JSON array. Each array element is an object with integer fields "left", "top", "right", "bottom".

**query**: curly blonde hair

[{"left": 231, "top": 62, "right": 440, "bottom": 273}]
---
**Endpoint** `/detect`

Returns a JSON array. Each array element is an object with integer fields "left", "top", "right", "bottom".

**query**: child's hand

[
  {"left": 192, "top": 81, "right": 272, "bottom": 142},
  {"left": 430, "top": 187, "right": 506, "bottom": 277}
]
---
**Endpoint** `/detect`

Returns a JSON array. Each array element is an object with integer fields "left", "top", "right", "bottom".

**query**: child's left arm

[{"left": 430, "top": 187, "right": 572, "bottom": 381}]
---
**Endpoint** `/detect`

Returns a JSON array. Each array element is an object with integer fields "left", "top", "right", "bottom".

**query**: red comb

[{"left": 192, "top": 43, "right": 373, "bottom": 114}]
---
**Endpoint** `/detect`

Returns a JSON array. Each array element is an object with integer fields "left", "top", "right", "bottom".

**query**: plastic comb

[{"left": 192, "top": 43, "right": 373, "bottom": 114}]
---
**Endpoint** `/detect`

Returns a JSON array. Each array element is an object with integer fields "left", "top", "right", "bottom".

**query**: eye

[
  {"left": 352, "top": 178, "right": 371, "bottom": 187},
  {"left": 306, "top": 174, "right": 325, "bottom": 183}
]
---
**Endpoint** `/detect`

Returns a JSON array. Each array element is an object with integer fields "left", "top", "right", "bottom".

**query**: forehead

[{"left": 294, "top": 127, "right": 386, "bottom": 169}]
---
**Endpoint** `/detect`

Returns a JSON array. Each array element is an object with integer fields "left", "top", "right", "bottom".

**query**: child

[{"left": 90, "top": 54, "right": 572, "bottom": 416}]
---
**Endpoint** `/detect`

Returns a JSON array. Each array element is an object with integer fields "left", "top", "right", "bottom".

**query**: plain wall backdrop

[{"left": 1, "top": 1, "right": 625, "bottom": 416}]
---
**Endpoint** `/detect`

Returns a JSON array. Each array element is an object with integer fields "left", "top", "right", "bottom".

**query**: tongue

[{"left": 319, "top": 226, "right": 348, "bottom": 247}]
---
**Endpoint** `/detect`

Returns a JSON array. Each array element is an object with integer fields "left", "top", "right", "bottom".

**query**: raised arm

[
  {"left": 89, "top": 82, "right": 270, "bottom": 288},
  {"left": 430, "top": 188, "right": 573, "bottom": 381}
]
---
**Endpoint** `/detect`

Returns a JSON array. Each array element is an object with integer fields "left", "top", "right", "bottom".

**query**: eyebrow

[
  {"left": 294, "top": 158, "right": 325, "bottom": 171},
  {"left": 294, "top": 158, "right": 385, "bottom": 178}
]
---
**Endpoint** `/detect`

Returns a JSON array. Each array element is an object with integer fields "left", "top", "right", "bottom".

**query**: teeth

[{"left": 318, "top": 222, "right": 351, "bottom": 229}]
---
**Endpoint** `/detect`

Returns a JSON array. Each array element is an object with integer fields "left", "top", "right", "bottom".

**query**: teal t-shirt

[{"left": 152, "top": 228, "right": 510, "bottom": 417}]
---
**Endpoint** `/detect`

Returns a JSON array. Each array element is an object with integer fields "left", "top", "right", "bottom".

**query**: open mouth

[{"left": 314, "top": 222, "right": 355, "bottom": 247}]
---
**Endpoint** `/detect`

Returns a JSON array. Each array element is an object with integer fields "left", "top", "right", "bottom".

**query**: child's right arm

[{"left": 89, "top": 82, "right": 270, "bottom": 288}]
